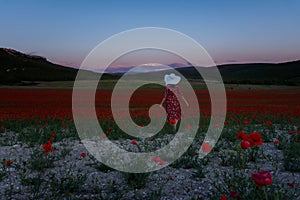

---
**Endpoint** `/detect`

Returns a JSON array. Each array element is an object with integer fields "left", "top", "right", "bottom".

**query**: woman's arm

[
  {"left": 182, "top": 96, "right": 189, "bottom": 106},
  {"left": 160, "top": 86, "right": 167, "bottom": 107},
  {"left": 177, "top": 85, "right": 189, "bottom": 106},
  {"left": 160, "top": 97, "right": 165, "bottom": 107}
]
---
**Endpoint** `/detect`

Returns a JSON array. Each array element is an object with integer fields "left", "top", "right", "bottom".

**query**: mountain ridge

[
  {"left": 1, "top": 48, "right": 299, "bottom": 85},
  {"left": 0, "top": 48, "right": 116, "bottom": 85}
]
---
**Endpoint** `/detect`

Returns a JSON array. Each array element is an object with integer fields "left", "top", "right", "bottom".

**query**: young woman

[{"left": 160, "top": 73, "right": 189, "bottom": 132}]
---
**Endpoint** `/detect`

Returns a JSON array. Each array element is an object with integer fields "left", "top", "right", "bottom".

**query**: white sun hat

[{"left": 164, "top": 73, "right": 181, "bottom": 86}]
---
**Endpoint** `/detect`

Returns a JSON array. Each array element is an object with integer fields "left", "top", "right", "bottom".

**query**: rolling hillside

[
  {"left": 0, "top": 48, "right": 114, "bottom": 85},
  {"left": 123, "top": 61, "right": 300, "bottom": 85},
  {"left": 217, "top": 61, "right": 300, "bottom": 85},
  {"left": 1, "top": 48, "right": 299, "bottom": 85}
]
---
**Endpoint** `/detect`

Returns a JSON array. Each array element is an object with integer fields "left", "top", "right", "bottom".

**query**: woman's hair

[{"left": 168, "top": 84, "right": 177, "bottom": 88}]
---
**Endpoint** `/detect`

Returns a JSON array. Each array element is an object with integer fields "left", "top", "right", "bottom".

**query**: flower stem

[{"left": 263, "top": 187, "right": 268, "bottom": 200}]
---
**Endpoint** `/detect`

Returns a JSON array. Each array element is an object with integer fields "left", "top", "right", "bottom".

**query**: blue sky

[{"left": 1, "top": 0, "right": 300, "bottom": 67}]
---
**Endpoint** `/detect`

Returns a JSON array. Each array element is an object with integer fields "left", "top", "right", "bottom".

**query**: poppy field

[{"left": 0, "top": 87, "right": 300, "bottom": 199}]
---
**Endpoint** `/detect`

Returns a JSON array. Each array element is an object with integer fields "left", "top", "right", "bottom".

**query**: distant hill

[
  {"left": 0, "top": 48, "right": 114, "bottom": 85},
  {"left": 1, "top": 48, "right": 299, "bottom": 85},
  {"left": 217, "top": 61, "right": 300, "bottom": 85},
  {"left": 171, "top": 61, "right": 300, "bottom": 85},
  {"left": 121, "top": 60, "right": 300, "bottom": 85}
]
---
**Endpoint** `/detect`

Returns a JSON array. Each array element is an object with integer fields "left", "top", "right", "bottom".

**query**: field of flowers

[{"left": 0, "top": 87, "right": 300, "bottom": 199}]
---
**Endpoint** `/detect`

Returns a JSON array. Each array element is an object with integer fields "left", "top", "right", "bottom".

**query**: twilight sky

[{"left": 1, "top": 0, "right": 300, "bottom": 68}]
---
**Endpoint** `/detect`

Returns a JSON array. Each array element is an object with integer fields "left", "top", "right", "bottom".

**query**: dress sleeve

[{"left": 177, "top": 85, "right": 183, "bottom": 97}]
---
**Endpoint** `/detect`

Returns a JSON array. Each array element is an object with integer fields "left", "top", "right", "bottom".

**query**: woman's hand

[{"left": 182, "top": 97, "right": 189, "bottom": 107}]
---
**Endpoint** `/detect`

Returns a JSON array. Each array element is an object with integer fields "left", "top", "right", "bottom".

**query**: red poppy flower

[
  {"left": 237, "top": 131, "right": 248, "bottom": 140},
  {"left": 201, "top": 142, "right": 211, "bottom": 153},
  {"left": 252, "top": 171, "right": 272, "bottom": 186},
  {"left": 5, "top": 160, "right": 13, "bottom": 167},
  {"left": 42, "top": 140, "right": 55, "bottom": 155},
  {"left": 169, "top": 119, "right": 176, "bottom": 125},
  {"left": 108, "top": 127, "right": 113, "bottom": 131},
  {"left": 241, "top": 140, "right": 251, "bottom": 149},
  {"left": 273, "top": 139, "right": 279, "bottom": 145},
  {"left": 243, "top": 120, "right": 249, "bottom": 125},
  {"left": 152, "top": 157, "right": 166, "bottom": 165},
  {"left": 80, "top": 153, "right": 87, "bottom": 158},
  {"left": 288, "top": 130, "right": 295, "bottom": 135},
  {"left": 131, "top": 140, "right": 138, "bottom": 145},
  {"left": 249, "top": 132, "right": 261, "bottom": 141},
  {"left": 254, "top": 139, "right": 262, "bottom": 145},
  {"left": 265, "top": 121, "right": 272, "bottom": 125},
  {"left": 287, "top": 182, "right": 295, "bottom": 188},
  {"left": 228, "top": 190, "right": 238, "bottom": 198},
  {"left": 220, "top": 195, "right": 227, "bottom": 200},
  {"left": 50, "top": 132, "right": 56, "bottom": 138},
  {"left": 248, "top": 132, "right": 263, "bottom": 146}
]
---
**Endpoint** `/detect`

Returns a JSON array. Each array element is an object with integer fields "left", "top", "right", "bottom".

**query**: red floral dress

[{"left": 164, "top": 85, "right": 182, "bottom": 121}]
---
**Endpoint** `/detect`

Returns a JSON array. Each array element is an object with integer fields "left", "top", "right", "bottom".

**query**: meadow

[{"left": 0, "top": 81, "right": 300, "bottom": 199}]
